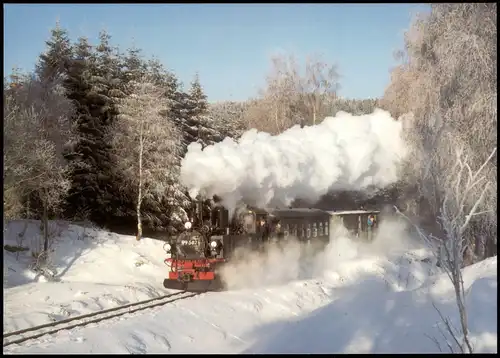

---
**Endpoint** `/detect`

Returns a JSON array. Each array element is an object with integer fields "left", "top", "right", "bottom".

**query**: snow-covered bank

[
  {"left": 4, "top": 220, "right": 171, "bottom": 333},
  {"left": 3, "top": 220, "right": 497, "bottom": 354},
  {"left": 245, "top": 256, "right": 497, "bottom": 354}
]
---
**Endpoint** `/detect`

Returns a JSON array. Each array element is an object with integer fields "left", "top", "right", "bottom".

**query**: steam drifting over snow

[{"left": 180, "top": 109, "right": 406, "bottom": 211}]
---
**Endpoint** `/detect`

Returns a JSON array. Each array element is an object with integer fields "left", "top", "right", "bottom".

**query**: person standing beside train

[
  {"left": 367, "top": 214, "right": 376, "bottom": 241},
  {"left": 259, "top": 218, "right": 270, "bottom": 243}
]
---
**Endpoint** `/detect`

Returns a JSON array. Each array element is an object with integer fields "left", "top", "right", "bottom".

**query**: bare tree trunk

[
  {"left": 136, "top": 122, "right": 144, "bottom": 241},
  {"left": 42, "top": 202, "right": 49, "bottom": 253},
  {"left": 26, "top": 199, "right": 31, "bottom": 219},
  {"left": 274, "top": 107, "right": 280, "bottom": 134},
  {"left": 451, "top": 262, "right": 473, "bottom": 353},
  {"left": 486, "top": 236, "right": 496, "bottom": 258},
  {"left": 312, "top": 105, "right": 316, "bottom": 126}
]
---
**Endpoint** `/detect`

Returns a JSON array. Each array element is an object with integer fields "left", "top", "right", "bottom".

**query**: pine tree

[
  {"left": 122, "top": 45, "right": 148, "bottom": 85},
  {"left": 188, "top": 73, "right": 208, "bottom": 116},
  {"left": 62, "top": 31, "right": 125, "bottom": 224},
  {"left": 93, "top": 30, "right": 125, "bottom": 116},
  {"left": 146, "top": 58, "right": 169, "bottom": 88},
  {"left": 208, "top": 101, "right": 248, "bottom": 139},
  {"left": 145, "top": 57, "right": 182, "bottom": 114},
  {"left": 142, "top": 60, "right": 192, "bottom": 231},
  {"left": 74, "top": 36, "right": 93, "bottom": 62},
  {"left": 176, "top": 74, "right": 221, "bottom": 151},
  {"left": 36, "top": 20, "right": 73, "bottom": 84}
]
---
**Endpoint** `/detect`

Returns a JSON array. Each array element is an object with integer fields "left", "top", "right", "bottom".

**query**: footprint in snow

[
  {"left": 103, "top": 294, "right": 127, "bottom": 305},
  {"left": 149, "top": 331, "right": 171, "bottom": 351},
  {"left": 75, "top": 291, "right": 89, "bottom": 297},
  {"left": 71, "top": 336, "right": 86, "bottom": 343},
  {"left": 253, "top": 301, "right": 263, "bottom": 313},
  {"left": 125, "top": 333, "right": 148, "bottom": 354}
]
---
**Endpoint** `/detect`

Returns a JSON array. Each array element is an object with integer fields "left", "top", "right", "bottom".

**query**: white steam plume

[
  {"left": 181, "top": 109, "right": 406, "bottom": 211},
  {"left": 219, "top": 216, "right": 421, "bottom": 291}
]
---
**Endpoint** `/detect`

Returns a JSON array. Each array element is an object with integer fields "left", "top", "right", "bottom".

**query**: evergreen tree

[
  {"left": 174, "top": 74, "right": 221, "bottom": 152},
  {"left": 208, "top": 101, "right": 248, "bottom": 139},
  {"left": 121, "top": 45, "right": 148, "bottom": 85},
  {"left": 146, "top": 57, "right": 170, "bottom": 88},
  {"left": 145, "top": 57, "right": 182, "bottom": 115},
  {"left": 93, "top": 30, "right": 125, "bottom": 117},
  {"left": 188, "top": 73, "right": 208, "bottom": 116},
  {"left": 62, "top": 31, "right": 125, "bottom": 224},
  {"left": 73, "top": 36, "right": 93, "bottom": 63},
  {"left": 35, "top": 20, "right": 73, "bottom": 84},
  {"left": 142, "top": 60, "right": 192, "bottom": 231}
]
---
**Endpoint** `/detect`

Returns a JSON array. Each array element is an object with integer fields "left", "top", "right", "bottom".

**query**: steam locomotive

[{"left": 163, "top": 201, "right": 380, "bottom": 292}]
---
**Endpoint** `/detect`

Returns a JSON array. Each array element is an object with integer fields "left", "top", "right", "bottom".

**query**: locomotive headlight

[
  {"left": 164, "top": 243, "right": 171, "bottom": 252},
  {"left": 210, "top": 240, "right": 218, "bottom": 248}
]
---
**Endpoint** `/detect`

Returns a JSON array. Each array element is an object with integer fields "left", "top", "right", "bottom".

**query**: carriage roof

[
  {"left": 326, "top": 210, "right": 380, "bottom": 216},
  {"left": 268, "top": 208, "right": 330, "bottom": 218},
  {"left": 246, "top": 207, "right": 379, "bottom": 219}
]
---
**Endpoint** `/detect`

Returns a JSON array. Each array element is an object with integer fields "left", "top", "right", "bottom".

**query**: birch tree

[
  {"left": 297, "top": 54, "right": 340, "bottom": 125},
  {"left": 262, "top": 54, "right": 300, "bottom": 133},
  {"left": 258, "top": 53, "right": 340, "bottom": 133},
  {"left": 113, "top": 76, "right": 182, "bottom": 240},
  {"left": 4, "top": 75, "right": 73, "bottom": 259},
  {"left": 396, "top": 143, "right": 496, "bottom": 353},
  {"left": 385, "top": 3, "right": 497, "bottom": 254},
  {"left": 385, "top": 5, "right": 497, "bottom": 351}
]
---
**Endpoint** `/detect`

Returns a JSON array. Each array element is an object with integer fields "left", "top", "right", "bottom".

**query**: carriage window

[
  {"left": 312, "top": 223, "right": 317, "bottom": 237},
  {"left": 324, "top": 222, "right": 329, "bottom": 236},
  {"left": 319, "top": 222, "right": 323, "bottom": 236},
  {"left": 284, "top": 224, "right": 289, "bottom": 237},
  {"left": 291, "top": 224, "right": 297, "bottom": 237},
  {"left": 306, "top": 224, "right": 311, "bottom": 238},
  {"left": 243, "top": 213, "right": 254, "bottom": 232},
  {"left": 302, "top": 224, "right": 306, "bottom": 238}
]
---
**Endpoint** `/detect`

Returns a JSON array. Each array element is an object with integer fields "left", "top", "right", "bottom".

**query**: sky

[{"left": 4, "top": 4, "right": 430, "bottom": 102}]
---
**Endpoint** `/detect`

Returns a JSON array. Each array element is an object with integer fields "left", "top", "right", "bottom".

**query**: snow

[
  {"left": 3, "top": 220, "right": 171, "bottom": 332},
  {"left": 3, "top": 219, "right": 497, "bottom": 354}
]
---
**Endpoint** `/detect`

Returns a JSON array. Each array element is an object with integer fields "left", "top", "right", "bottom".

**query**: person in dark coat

[{"left": 259, "top": 218, "right": 270, "bottom": 243}]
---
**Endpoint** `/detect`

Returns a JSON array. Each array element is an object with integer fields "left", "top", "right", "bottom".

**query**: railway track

[{"left": 3, "top": 290, "right": 203, "bottom": 348}]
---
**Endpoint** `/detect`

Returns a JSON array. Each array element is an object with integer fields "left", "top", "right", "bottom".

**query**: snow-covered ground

[
  {"left": 3, "top": 220, "right": 171, "bottom": 332},
  {"left": 3, "top": 219, "right": 497, "bottom": 353}
]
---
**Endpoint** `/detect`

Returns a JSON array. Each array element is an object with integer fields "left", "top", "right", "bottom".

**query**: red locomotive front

[{"left": 163, "top": 219, "right": 227, "bottom": 292}]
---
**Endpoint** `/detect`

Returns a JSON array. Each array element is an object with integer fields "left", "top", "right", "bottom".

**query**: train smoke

[
  {"left": 180, "top": 109, "right": 406, "bottom": 211},
  {"left": 219, "top": 216, "right": 417, "bottom": 291}
]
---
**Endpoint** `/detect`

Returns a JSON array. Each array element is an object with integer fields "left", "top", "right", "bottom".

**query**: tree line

[{"left": 4, "top": 21, "right": 380, "bottom": 244}]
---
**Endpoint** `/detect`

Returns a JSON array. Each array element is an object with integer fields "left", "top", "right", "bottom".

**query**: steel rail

[{"left": 3, "top": 290, "right": 202, "bottom": 347}]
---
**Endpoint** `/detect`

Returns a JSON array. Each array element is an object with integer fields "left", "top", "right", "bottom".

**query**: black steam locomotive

[{"left": 163, "top": 201, "right": 380, "bottom": 292}]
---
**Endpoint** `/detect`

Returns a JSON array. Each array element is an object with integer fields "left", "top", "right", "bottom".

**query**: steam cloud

[
  {"left": 219, "top": 216, "right": 420, "bottom": 291},
  {"left": 180, "top": 109, "right": 406, "bottom": 211}
]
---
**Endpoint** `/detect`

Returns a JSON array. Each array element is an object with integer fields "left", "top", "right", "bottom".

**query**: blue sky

[{"left": 4, "top": 4, "right": 429, "bottom": 102}]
